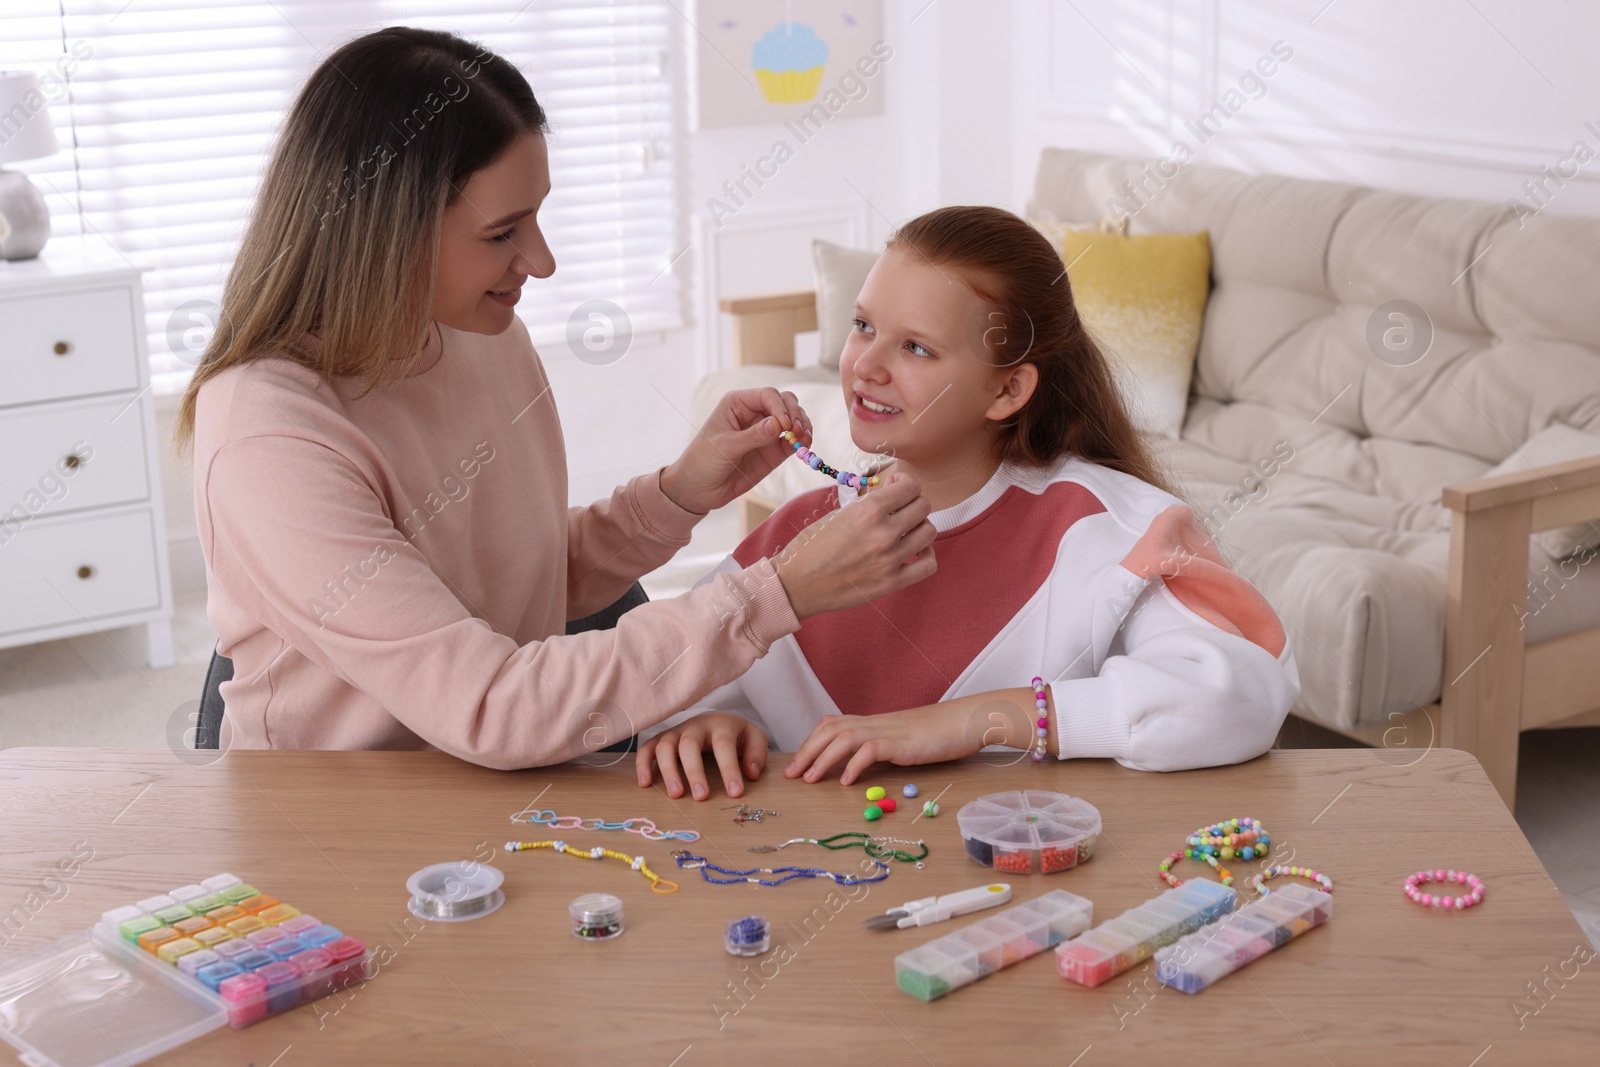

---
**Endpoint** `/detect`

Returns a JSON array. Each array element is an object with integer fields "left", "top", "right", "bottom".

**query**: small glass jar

[
  {"left": 725, "top": 915, "right": 771, "bottom": 956},
  {"left": 570, "top": 893, "right": 624, "bottom": 941}
]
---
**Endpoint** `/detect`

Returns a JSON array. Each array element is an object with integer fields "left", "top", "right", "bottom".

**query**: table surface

[{"left": 0, "top": 746, "right": 1595, "bottom": 1066}]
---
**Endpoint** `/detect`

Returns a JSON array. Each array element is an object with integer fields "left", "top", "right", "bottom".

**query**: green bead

[{"left": 864, "top": 805, "right": 883, "bottom": 821}]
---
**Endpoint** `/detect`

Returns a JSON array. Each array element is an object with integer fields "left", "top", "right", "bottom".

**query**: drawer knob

[
  {"left": 76, "top": 565, "right": 94, "bottom": 580},
  {"left": 53, "top": 341, "right": 72, "bottom": 356}
]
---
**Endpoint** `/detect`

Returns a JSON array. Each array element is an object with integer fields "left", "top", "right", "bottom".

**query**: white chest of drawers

[{"left": 0, "top": 240, "right": 175, "bottom": 669}]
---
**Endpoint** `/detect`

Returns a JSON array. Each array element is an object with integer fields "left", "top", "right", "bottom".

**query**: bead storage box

[
  {"left": 894, "top": 890, "right": 1093, "bottom": 1001},
  {"left": 956, "top": 790, "right": 1102, "bottom": 874},
  {"left": 0, "top": 873, "right": 371, "bottom": 1067},
  {"left": 1154, "top": 882, "right": 1332, "bottom": 993},
  {"left": 1056, "top": 878, "right": 1236, "bottom": 987}
]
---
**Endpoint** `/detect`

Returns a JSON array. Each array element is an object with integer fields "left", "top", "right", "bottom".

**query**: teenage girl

[
  {"left": 639, "top": 206, "right": 1299, "bottom": 799},
  {"left": 174, "top": 28, "right": 936, "bottom": 767}
]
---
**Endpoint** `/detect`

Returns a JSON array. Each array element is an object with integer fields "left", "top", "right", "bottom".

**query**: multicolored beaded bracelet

[
  {"left": 778, "top": 430, "right": 882, "bottom": 489},
  {"left": 1250, "top": 864, "right": 1334, "bottom": 895},
  {"left": 1030, "top": 677, "right": 1049, "bottom": 762},
  {"left": 1404, "top": 868, "right": 1484, "bottom": 910},
  {"left": 1185, "top": 817, "right": 1271, "bottom": 861},
  {"left": 1158, "top": 849, "right": 1234, "bottom": 888}
]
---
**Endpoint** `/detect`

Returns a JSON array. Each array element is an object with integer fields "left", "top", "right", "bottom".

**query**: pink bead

[
  {"left": 1031, "top": 676, "right": 1043, "bottom": 686},
  {"left": 1434, "top": 869, "right": 1446, "bottom": 881},
  {"left": 1455, "top": 871, "right": 1468, "bottom": 883},
  {"left": 1036, "top": 717, "right": 1048, "bottom": 729},
  {"left": 1420, "top": 893, "right": 1433, "bottom": 906}
]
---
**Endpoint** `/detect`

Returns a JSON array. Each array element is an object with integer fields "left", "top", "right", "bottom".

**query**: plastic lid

[
  {"left": 0, "top": 932, "right": 224, "bottom": 1067},
  {"left": 956, "top": 790, "right": 1102, "bottom": 859}
]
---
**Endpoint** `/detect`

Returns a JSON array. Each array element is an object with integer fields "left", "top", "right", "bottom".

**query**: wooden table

[{"left": 0, "top": 746, "right": 1595, "bottom": 1066}]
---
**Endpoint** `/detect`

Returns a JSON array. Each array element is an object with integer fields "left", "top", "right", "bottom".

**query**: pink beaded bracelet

[
  {"left": 1030, "top": 677, "right": 1049, "bottom": 762},
  {"left": 1404, "top": 868, "right": 1484, "bottom": 910}
]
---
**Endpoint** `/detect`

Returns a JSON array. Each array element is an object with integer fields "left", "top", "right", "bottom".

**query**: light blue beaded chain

[{"left": 509, "top": 805, "right": 701, "bottom": 843}]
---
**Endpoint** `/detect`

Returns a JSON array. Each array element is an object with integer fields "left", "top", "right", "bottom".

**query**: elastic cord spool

[{"left": 407, "top": 860, "right": 506, "bottom": 923}]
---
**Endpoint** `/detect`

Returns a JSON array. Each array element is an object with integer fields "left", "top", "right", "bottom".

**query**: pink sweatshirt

[{"left": 192, "top": 319, "right": 801, "bottom": 768}]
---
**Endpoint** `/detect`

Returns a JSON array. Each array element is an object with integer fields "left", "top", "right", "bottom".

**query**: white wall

[{"left": 157, "top": 0, "right": 1600, "bottom": 593}]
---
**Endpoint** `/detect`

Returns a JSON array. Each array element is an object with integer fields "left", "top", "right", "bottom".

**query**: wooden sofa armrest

[
  {"left": 718, "top": 290, "right": 816, "bottom": 368},
  {"left": 1438, "top": 452, "right": 1600, "bottom": 807}
]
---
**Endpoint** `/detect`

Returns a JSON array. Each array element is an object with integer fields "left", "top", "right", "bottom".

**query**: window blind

[{"left": 0, "top": 0, "right": 683, "bottom": 395}]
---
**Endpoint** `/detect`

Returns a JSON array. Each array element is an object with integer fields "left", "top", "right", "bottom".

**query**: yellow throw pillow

[{"left": 1030, "top": 219, "right": 1211, "bottom": 439}]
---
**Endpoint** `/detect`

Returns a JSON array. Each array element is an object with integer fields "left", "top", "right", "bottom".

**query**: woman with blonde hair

[{"left": 177, "top": 27, "right": 936, "bottom": 770}]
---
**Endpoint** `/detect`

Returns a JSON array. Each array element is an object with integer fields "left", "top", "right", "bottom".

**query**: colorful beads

[
  {"left": 865, "top": 786, "right": 887, "bottom": 802},
  {"left": 1184, "top": 817, "right": 1270, "bottom": 862},
  {"left": 1030, "top": 677, "right": 1050, "bottom": 762},
  {"left": 864, "top": 805, "right": 883, "bottom": 821},
  {"left": 1158, "top": 850, "right": 1234, "bottom": 888},
  {"left": 923, "top": 801, "right": 940, "bottom": 818},
  {"left": 1250, "top": 865, "right": 1334, "bottom": 896},
  {"left": 903, "top": 784, "right": 919, "bottom": 798},
  {"left": 778, "top": 430, "right": 881, "bottom": 489},
  {"left": 1404, "top": 869, "right": 1484, "bottom": 910},
  {"left": 878, "top": 798, "right": 898, "bottom": 813}
]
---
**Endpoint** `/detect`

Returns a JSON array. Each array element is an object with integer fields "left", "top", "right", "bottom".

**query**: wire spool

[
  {"left": 406, "top": 860, "right": 506, "bottom": 922},
  {"left": 956, "top": 790, "right": 1102, "bottom": 874}
]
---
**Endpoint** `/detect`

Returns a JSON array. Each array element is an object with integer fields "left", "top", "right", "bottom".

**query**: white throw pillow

[
  {"left": 1482, "top": 424, "right": 1600, "bottom": 560},
  {"left": 812, "top": 239, "right": 879, "bottom": 369}
]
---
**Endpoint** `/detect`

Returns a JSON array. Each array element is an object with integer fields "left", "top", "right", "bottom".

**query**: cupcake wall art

[{"left": 695, "top": 0, "right": 886, "bottom": 129}]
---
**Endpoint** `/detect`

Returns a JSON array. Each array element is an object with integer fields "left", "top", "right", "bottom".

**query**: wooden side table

[{"left": 0, "top": 236, "right": 174, "bottom": 667}]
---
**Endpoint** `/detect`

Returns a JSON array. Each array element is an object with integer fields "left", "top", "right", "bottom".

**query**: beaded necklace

[
  {"left": 505, "top": 840, "right": 679, "bottom": 894},
  {"left": 747, "top": 833, "right": 929, "bottom": 866},
  {"left": 508, "top": 805, "right": 700, "bottom": 842},
  {"left": 778, "top": 430, "right": 883, "bottom": 489},
  {"left": 671, "top": 849, "right": 891, "bottom": 886}
]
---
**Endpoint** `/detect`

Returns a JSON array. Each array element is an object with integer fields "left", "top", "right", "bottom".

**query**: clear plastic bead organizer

[
  {"left": 1055, "top": 877, "right": 1237, "bottom": 987},
  {"left": 1153, "top": 881, "right": 1332, "bottom": 993},
  {"left": 894, "top": 889, "right": 1095, "bottom": 1001},
  {"left": 0, "top": 873, "right": 372, "bottom": 1067},
  {"left": 955, "top": 790, "right": 1102, "bottom": 874}
]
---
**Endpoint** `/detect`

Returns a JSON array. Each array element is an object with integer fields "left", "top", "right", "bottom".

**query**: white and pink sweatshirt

[{"left": 658, "top": 456, "right": 1300, "bottom": 770}]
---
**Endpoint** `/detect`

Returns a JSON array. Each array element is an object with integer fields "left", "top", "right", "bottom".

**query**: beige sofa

[{"left": 692, "top": 149, "right": 1600, "bottom": 808}]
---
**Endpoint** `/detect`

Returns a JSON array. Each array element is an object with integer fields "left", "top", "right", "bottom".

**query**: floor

[{"left": 2, "top": 500, "right": 1596, "bottom": 948}]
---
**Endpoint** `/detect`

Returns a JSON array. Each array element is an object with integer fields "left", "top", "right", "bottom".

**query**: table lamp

[{"left": 0, "top": 69, "right": 60, "bottom": 261}]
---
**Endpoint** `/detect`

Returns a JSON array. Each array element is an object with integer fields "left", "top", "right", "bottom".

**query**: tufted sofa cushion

[{"left": 1026, "top": 150, "right": 1600, "bottom": 729}]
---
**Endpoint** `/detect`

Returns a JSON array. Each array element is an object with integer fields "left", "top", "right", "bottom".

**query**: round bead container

[
  {"left": 725, "top": 915, "right": 771, "bottom": 956},
  {"left": 956, "top": 790, "right": 1101, "bottom": 874},
  {"left": 570, "top": 893, "right": 625, "bottom": 941}
]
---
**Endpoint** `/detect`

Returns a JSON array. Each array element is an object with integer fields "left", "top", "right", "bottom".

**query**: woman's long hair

[
  {"left": 174, "top": 27, "right": 548, "bottom": 453},
  {"left": 886, "top": 205, "right": 1174, "bottom": 493}
]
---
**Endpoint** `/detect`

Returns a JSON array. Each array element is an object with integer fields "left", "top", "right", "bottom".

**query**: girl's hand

[
  {"left": 659, "top": 388, "right": 813, "bottom": 516},
  {"left": 783, "top": 701, "right": 993, "bottom": 786},
  {"left": 636, "top": 712, "right": 770, "bottom": 800}
]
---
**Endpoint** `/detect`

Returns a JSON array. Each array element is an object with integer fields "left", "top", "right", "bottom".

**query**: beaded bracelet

[
  {"left": 1250, "top": 864, "right": 1334, "bottom": 895},
  {"left": 1185, "top": 817, "right": 1271, "bottom": 861},
  {"left": 1030, "top": 677, "right": 1049, "bottom": 762},
  {"left": 1158, "top": 849, "right": 1234, "bottom": 888},
  {"left": 1404, "top": 868, "right": 1484, "bottom": 910},
  {"left": 504, "top": 840, "right": 679, "bottom": 894}
]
